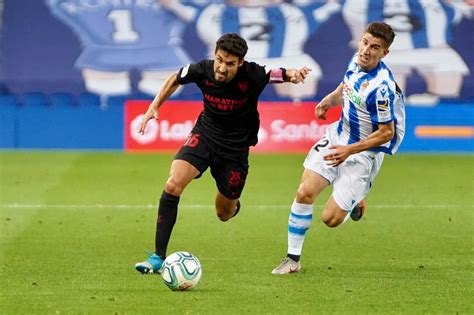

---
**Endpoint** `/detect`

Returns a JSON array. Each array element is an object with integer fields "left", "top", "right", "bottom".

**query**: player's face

[
  {"left": 357, "top": 33, "right": 389, "bottom": 72},
  {"left": 213, "top": 49, "right": 243, "bottom": 83}
]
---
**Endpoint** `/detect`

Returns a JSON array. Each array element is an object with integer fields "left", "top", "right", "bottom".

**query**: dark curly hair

[{"left": 215, "top": 33, "right": 248, "bottom": 59}]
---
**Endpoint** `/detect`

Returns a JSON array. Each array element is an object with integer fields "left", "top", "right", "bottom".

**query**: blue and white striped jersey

[
  {"left": 337, "top": 54, "right": 405, "bottom": 155},
  {"left": 46, "top": 0, "right": 188, "bottom": 71},
  {"left": 342, "top": 0, "right": 467, "bottom": 50}
]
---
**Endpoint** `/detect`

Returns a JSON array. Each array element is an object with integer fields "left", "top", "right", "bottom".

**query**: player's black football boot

[{"left": 350, "top": 200, "right": 366, "bottom": 221}]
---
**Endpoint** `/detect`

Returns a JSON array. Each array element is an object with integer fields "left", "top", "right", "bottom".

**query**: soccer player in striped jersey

[
  {"left": 342, "top": 0, "right": 471, "bottom": 103},
  {"left": 272, "top": 22, "right": 406, "bottom": 275}
]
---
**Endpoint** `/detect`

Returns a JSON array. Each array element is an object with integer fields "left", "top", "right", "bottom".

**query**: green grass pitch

[{"left": 0, "top": 151, "right": 472, "bottom": 314}]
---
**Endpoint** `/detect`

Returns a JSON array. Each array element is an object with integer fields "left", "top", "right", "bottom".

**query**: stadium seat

[
  {"left": 78, "top": 92, "right": 101, "bottom": 107},
  {"left": 107, "top": 95, "right": 127, "bottom": 107},
  {"left": 22, "top": 92, "right": 49, "bottom": 107},
  {"left": 0, "top": 93, "right": 18, "bottom": 107},
  {"left": 130, "top": 92, "right": 153, "bottom": 101},
  {"left": 50, "top": 92, "right": 76, "bottom": 107}
]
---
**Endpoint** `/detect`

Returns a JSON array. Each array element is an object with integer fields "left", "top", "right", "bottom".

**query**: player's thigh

[
  {"left": 168, "top": 160, "right": 200, "bottom": 189},
  {"left": 303, "top": 130, "right": 339, "bottom": 186},
  {"left": 210, "top": 152, "right": 249, "bottom": 201},
  {"left": 167, "top": 133, "right": 211, "bottom": 194},
  {"left": 332, "top": 153, "right": 375, "bottom": 211}
]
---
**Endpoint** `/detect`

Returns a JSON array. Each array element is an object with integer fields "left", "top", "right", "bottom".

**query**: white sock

[
  {"left": 342, "top": 212, "right": 351, "bottom": 224},
  {"left": 287, "top": 200, "right": 314, "bottom": 256}
]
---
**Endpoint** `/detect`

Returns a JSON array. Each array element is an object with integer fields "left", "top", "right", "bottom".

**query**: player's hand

[
  {"left": 323, "top": 145, "right": 351, "bottom": 167},
  {"left": 139, "top": 108, "right": 159, "bottom": 135},
  {"left": 315, "top": 96, "right": 331, "bottom": 120},
  {"left": 287, "top": 67, "right": 312, "bottom": 84}
]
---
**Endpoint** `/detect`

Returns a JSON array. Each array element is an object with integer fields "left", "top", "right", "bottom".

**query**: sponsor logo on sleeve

[
  {"left": 180, "top": 64, "right": 190, "bottom": 78},
  {"left": 377, "top": 99, "right": 391, "bottom": 120}
]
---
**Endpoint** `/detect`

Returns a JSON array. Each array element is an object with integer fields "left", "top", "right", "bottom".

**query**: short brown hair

[
  {"left": 365, "top": 22, "right": 396, "bottom": 48},
  {"left": 215, "top": 33, "right": 248, "bottom": 59}
]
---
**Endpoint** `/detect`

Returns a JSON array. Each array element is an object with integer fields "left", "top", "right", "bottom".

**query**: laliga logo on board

[{"left": 130, "top": 115, "right": 194, "bottom": 144}]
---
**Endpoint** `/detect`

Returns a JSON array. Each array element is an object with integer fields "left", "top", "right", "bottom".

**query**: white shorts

[{"left": 303, "top": 124, "right": 384, "bottom": 211}]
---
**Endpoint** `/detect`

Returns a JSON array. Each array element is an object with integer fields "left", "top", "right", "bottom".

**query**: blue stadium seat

[
  {"left": 78, "top": 92, "right": 100, "bottom": 107},
  {"left": 22, "top": 92, "right": 49, "bottom": 107},
  {"left": 0, "top": 93, "right": 18, "bottom": 107},
  {"left": 107, "top": 95, "right": 127, "bottom": 107},
  {"left": 50, "top": 92, "right": 76, "bottom": 107}
]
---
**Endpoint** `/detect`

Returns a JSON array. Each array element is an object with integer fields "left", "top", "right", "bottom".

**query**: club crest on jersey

[
  {"left": 239, "top": 81, "right": 248, "bottom": 93},
  {"left": 361, "top": 80, "right": 369, "bottom": 90}
]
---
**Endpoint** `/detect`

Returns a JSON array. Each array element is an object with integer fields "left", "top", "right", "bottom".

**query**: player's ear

[
  {"left": 238, "top": 58, "right": 244, "bottom": 67},
  {"left": 382, "top": 48, "right": 389, "bottom": 58}
]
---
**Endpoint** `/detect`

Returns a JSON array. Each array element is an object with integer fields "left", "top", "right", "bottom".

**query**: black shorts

[{"left": 174, "top": 132, "right": 249, "bottom": 200}]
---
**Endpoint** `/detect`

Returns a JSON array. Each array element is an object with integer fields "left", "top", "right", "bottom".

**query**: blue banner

[{"left": 1, "top": 0, "right": 473, "bottom": 103}]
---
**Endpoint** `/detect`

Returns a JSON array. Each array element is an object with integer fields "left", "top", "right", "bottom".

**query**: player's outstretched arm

[
  {"left": 139, "top": 73, "right": 180, "bottom": 135},
  {"left": 285, "top": 67, "right": 312, "bottom": 84},
  {"left": 316, "top": 83, "right": 343, "bottom": 120}
]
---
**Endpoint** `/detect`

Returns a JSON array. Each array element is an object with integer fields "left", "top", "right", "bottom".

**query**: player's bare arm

[
  {"left": 316, "top": 83, "right": 343, "bottom": 119},
  {"left": 139, "top": 73, "right": 180, "bottom": 135},
  {"left": 324, "top": 122, "right": 395, "bottom": 167}
]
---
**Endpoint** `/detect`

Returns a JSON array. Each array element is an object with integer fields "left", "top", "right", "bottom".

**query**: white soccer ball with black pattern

[{"left": 161, "top": 251, "right": 202, "bottom": 291}]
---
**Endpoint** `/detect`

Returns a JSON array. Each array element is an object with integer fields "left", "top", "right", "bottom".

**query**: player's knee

[
  {"left": 321, "top": 212, "right": 341, "bottom": 228},
  {"left": 295, "top": 186, "right": 315, "bottom": 204},
  {"left": 164, "top": 177, "right": 184, "bottom": 196}
]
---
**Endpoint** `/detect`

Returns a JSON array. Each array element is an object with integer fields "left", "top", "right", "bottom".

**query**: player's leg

[
  {"left": 320, "top": 196, "right": 351, "bottom": 228},
  {"left": 211, "top": 151, "right": 248, "bottom": 222},
  {"left": 135, "top": 159, "right": 199, "bottom": 274},
  {"left": 214, "top": 192, "right": 240, "bottom": 222},
  {"left": 272, "top": 169, "right": 329, "bottom": 275},
  {"left": 136, "top": 133, "right": 209, "bottom": 274},
  {"left": 272, "top": 130, "right": 338, "bottom": 275},
  {"left": 156, "top": 159, "right": 200, "bottom": 255},
  {"left": 322, "top": 151, "right": 383, "bottom": 228}
]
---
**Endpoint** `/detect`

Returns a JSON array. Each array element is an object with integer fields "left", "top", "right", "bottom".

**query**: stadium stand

[
  {"left": 0, "top": 93, "right": 17, "bottom": 107},
  {"left": 50, "top": 92, "right": 76, "bottom": 107},
  {"left": 22, "top": 92, "right": 49, "bottom": 107}
]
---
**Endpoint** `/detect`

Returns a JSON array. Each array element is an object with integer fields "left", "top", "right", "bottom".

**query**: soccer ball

[{"left": 161, "top": 251, "right": 202, "bottom": 291}]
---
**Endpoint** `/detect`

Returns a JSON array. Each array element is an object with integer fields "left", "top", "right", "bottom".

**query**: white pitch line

[{"left": 0, "top": 204, "right": 471, "bottom": 209}]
